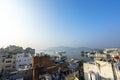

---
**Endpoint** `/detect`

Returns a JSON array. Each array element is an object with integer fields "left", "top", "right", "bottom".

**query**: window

[
  {"left": 5, "top": 66, "right": 11, "bottom": 68},
  {"left": 25, "top": 72, "right": 27, "bottom": 74},
  {"left": 13, "top": 66, "right": 15, "bottom": 68},
  {"left": 6, "top": 61, "right": 11, "bottom": 63},
  {"left": 13, "top": 61, "right": 15, "bottom": 64},
  {"left": 19, "top": 60, "right": 21, "bottom": 62}
]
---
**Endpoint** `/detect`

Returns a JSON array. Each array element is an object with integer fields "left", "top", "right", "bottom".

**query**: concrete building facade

[
  {"left": 0, "top": 58, "right": 3, "bottom": 73},
  {"left": 2, "top": 55, "right": 16, "bottom": 72},
  {"left": 84, "top": 61, "right": 114, "bottom": 80},
  {"left": 16, "top": 53, "right": 32, "bottom": 70}
]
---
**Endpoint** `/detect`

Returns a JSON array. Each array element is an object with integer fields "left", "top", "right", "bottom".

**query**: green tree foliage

[
  {"left": 80, "top": 51, "right": 84, "bottom": 57},
  {"left": 79, "top": 60, "right": 86, "bottom": 66},
  {"left": 24, "top": 47, "right": 35, "bottom": 54},
  {"left": 0, "top": 45, "right": 35, "bottom": 55},
  {"left": 0, "top": 45, "right": 24, "bottom": 54},
  {"left": 106, "top": 54, "right": 111, "bottom": 59}
]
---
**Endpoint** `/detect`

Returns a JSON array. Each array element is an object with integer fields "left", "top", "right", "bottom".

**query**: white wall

[
  {"left": 84, "top": 61, "right": 114, "bottom": 80},
  {"left": 16, "top": 53, "right": 32, "bottom": 70}
]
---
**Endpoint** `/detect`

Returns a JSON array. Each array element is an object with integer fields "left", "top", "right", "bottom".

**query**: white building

[
  {"left": 113, "top": 60, "right": 120, "bottom": 80},
  {"left": 95, "top": 53, "right": 107, "bottom": 58},
  {"left": 109, "top": 51, "right": 119, "bottom": 58},
  {"left": 16, "top": 53, "right": 32, "bottom": 70},
  {"left": 84, "top": 61, "right": 114, "bottom": 80},
  {"left": 103, "top": 48, "right": 118, "bottom": 54}
]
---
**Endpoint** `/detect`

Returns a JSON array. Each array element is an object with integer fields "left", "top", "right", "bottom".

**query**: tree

[
  {"left": 106, "top": 54, "right": 111, "bottom": 59},
  {"left": 24, "top": 47, "right": 35, "bottom": 54},
  {"left": 79, "top": 60, "right": 86, "bottom": 66},
  {"left": 3, "top": 45, "right": 24, "bottom": 54},
  {"left": 81, "top": 51, "right": 84, "bottom": 53},
  {"left": 80, "top": 51, "right": 84, "bottom": 57},
  {"left": 99, "top": 50, "right": 104, "bottom": 54}
]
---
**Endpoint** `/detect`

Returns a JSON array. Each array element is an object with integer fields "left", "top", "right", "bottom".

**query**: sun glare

[{"left": 0, "top": 0, "right": 24, "bottom": 40}]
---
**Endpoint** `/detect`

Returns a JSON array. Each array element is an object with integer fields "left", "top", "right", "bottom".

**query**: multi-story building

[
  {"left": 95, "top": 53, "right": 107, "bottom": 58},
  {"left": 2, "top": 55, "right": 16, "bottom": 72},
  {"left": 0, "top": 58, "right": 3, "bottom": 73},
  {"left": 32, "top": 55, "right": 79, "bottom": 80},
  {"left": 84, "top": 61, "right": 114, "bottom": 80},
  {"left": 103, "top": 48, "right": 119, "bottom": 54},
  {"left": 113, "top": 59, "right": 120, "bottom": 80},
  {"left": 16, "top": 53, "right": 32, "bottom": 70}
]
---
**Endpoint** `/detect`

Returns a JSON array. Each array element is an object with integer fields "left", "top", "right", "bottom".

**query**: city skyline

[{"left": 0, "top": 0, "right": 120, "bottom": 50}]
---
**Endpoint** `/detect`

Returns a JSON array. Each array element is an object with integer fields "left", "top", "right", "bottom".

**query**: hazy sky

[{"left": 0, "top": 0, "right": 120, "bottom": 50}]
